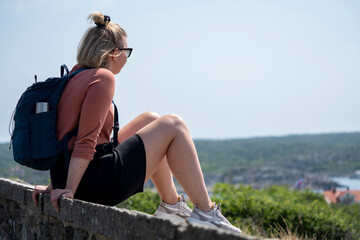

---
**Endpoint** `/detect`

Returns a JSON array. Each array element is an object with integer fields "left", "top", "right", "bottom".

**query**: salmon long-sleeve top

[{"left": 57, "top": 64, "right": 115, "bottom": 160}]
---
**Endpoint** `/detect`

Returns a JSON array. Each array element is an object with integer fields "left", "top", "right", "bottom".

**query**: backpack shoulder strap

[
  {"left": 67, "top": 67, "right": 89, "bottom": 78},
  {"left": 112, "top": 100, "right": 119, "bottom": 147},
  {"left": 61, "top": 65, "right": 69, "bottom": 77}
]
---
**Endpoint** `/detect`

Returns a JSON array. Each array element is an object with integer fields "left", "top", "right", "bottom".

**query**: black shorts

[{"left": 50, "top": 134, "right": 146, "bottom": 206}]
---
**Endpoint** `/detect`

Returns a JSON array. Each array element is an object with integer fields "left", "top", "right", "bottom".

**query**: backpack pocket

[
  {"left": 29, "top": 110, "right": 60, "bottom": 162},
  {"left": 12, "top": 120, "right": 31, "bottom": 164}
]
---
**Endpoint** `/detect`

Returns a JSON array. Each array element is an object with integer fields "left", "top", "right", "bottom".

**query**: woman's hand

[
  {"left": 32, "top": 184, "right": 53, "bottom": 206},
  {"left": 51, "top": 188, "right": 74, "bottom": 212}
]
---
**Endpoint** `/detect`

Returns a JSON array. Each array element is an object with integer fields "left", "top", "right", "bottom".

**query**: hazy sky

[{"left": 1, "top": 0, "right": 359, "bottom": 142}]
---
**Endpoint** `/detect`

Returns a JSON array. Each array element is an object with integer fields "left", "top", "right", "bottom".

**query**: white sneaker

[
  {"left": 187, "top": 203, "right": 242, "bottom": 235},
  {"left": 154, "top": 194, "right": 192, "bottom": 222}
]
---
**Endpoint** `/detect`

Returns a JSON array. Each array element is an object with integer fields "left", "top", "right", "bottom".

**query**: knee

[
  {"left": 162, "top": 114, "right": 187, "bottom": 130},
  {"left": 141, "top": 111, "right": 160, "bottom": 123}
]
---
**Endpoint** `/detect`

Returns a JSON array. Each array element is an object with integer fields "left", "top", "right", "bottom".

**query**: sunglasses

[{"left": 117, "top": 48, "right": 133, "bottom": 58}]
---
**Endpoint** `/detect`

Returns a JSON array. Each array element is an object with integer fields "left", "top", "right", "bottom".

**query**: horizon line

[{"left": 1, "top": 130, "right": 360, "bottom": 144}]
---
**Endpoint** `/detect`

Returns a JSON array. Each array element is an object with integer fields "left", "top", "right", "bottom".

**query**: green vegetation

[
  {"left": 117, "top": 189, "right": 162, "bottom": 214},
  {"left": 118, "top": 184, "right": 360, "bottom": 240},
  {"left": 212, "top": 183, "right": 359, "bottom": 239},
  {"left": 0, "top": 143, "right": 16, "bottom": 176},
  {"left": 195, "top": 132, "right": 360, "bottom": 175}
]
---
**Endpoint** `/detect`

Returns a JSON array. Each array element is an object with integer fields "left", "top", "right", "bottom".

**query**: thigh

[{"left": 136, "top": 114, "right": 182, "bottom": 182}]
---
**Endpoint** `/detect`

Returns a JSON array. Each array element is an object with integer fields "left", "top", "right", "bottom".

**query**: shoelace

[
  {"left": 214, "top": 203, "right": 230, "bottom": 224},
  {"left": 179, "top": 194, "right": 192, "bottom": 211}
]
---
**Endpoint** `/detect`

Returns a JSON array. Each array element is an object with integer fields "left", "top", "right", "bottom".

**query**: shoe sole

[
  {"left": 187, "top": 217, "right": 218, "bottom": 229},
  {"left": 188, "top": 218, "right": 242, "bottom": 235},
  {"left": 154, "top": 211, "right": 187, "bottom": 223}
]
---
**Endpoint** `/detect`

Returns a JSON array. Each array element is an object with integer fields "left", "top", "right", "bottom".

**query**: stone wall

[{"left": 0, "top": 178, "right": 264, "bottom": 240}]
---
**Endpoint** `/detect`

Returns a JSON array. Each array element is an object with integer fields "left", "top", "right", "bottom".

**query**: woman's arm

[
  {"left": 50, "top": 69, "right": 115, "bottom": 212},
  {"left": 66, "top": 157, "right": 90, "bottom": 193},
  {"left": 50, "top": 157, "right": 90, "bottom": 212}
]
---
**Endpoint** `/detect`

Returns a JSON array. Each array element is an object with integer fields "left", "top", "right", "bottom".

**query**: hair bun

[{"left": 89, "top": 12, "right": 111, "bottom": 27}]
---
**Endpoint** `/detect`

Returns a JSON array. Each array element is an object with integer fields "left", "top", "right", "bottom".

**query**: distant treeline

[
  {"left": 194, "top": 132, "right": 360, "bottom": 175},
  {"left": 1, "top": 132, "right": 360, "bottom": 184}
]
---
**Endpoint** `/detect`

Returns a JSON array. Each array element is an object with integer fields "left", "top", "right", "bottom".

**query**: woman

[{"left": 32, "top": 12, "right": 241, "bottom": 235}]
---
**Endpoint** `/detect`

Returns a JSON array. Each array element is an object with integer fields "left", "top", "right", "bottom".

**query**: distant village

[{"left": 322, "top": 170, "right": 360, "bottom": 204}]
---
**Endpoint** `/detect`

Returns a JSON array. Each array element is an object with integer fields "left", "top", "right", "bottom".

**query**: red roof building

[{"left": 323, "top": 189, "right": 360, "bottom": 204}]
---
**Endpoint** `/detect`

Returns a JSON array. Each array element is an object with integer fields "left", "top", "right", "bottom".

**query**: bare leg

[
  {"left": 118, "top": 111, "right": 178, "bottom": 204},
  {"left": 150, "top": 160, "right": 178, "bottom": 204},
  {"left": 137, "top": 114, "right": 212, "bottom": 212}
]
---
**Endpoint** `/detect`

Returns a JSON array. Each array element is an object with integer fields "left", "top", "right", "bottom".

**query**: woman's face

[{"left": 108, "top": 38, "right": 128, "bottom": 74}]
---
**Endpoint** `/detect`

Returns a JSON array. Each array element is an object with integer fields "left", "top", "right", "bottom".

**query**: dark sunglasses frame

[{"left": 117, "top": 48, "right": 133, "bottom": 58}]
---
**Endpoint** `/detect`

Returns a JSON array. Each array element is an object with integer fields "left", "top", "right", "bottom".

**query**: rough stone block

[
  {"left": 43, "top": 193, "right": 59, "bottom": 217},
  {"left": 0, "top": 178, "right": 32, "bottom": 204},
  {"left": 24, "top": 187, "right": 40, "bottom": 212},
  {"left": 71, "top": 198, "right": 103, "bottom": 231},
  {"left": 58, "top": 197, "right": 74, "bottom": 222}
]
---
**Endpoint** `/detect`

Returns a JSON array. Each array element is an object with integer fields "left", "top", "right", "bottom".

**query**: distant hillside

[
  {"left": 0, "top": 144, "right": 49, "bottom": 185},
  {"left": 195, "top": 132, "right": 360, "bottom": 174},
  {"left": 194, "top": 132, "right": 360, "bottom": 189},
  {"left": 1, "top": 132, "right": 360, "bottom": 186}
]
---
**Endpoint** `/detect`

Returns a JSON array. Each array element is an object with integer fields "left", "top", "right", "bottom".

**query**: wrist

[
  {"left": 46, "top": 183, "right": 53, "bottom": 193},
  {"left": 65, "top": 185, "right": 76, "bottom": 194}
]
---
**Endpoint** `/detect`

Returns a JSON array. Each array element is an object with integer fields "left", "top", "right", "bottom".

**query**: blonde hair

[{"left": 77, "top": 12, "right": 127, "bottom": 68}]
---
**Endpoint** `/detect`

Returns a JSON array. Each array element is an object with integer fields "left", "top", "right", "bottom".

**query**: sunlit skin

[
  {"left": 104, "top": 39, "right": 128, "bottom": 75},
  {"left": 33, "top": 37, "right": 213, "bottom": 213}
]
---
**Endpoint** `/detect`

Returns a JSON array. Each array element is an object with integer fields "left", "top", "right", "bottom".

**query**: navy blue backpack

[{"left": 9, "top": 65, "right": 88, "bottom": 170}]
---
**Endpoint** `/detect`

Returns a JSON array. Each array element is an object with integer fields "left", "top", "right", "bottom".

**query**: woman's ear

[
  {"left": 113, "top": 48, "right": 120, "bottom": 54},
  {"left": 109, "top": 48, "right": 122, "bottom": 59}
]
